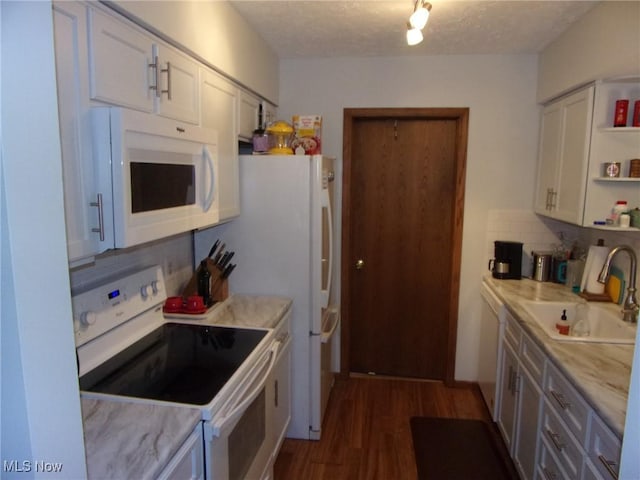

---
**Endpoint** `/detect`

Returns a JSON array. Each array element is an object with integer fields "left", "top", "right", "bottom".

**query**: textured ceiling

[{"left": 228, "top": 0, "right": 599, "bottom": 58}]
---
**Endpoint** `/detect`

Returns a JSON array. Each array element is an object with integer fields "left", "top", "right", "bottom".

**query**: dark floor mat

[{"left": 410, "top": 417, "right": 517, "bottom": 480}]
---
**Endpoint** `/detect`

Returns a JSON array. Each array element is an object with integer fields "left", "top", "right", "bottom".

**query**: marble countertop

[
  {"left": 81, "top": 294, "right": 292, "bottom": 479},
  {"left": 203, "top": 294, "right": 292, "bottom": 329},
  {"left": 81, "top": 398, "right": 201, "bottom": 480},
  {"left": 483, "top": 275, "right": 635, "bottom": 438}
]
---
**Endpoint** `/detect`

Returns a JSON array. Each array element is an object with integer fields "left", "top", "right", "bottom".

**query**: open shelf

[{"left": 593, "top": 177, "right": 640, "bottom": 183}]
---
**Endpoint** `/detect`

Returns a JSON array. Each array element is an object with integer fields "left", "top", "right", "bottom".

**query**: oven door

[
  {"left": 205, "top": 340, "right": 280, "bottom": 480},
  {"left": 93, "top": 107, "right": 219, "bottom": 249}
]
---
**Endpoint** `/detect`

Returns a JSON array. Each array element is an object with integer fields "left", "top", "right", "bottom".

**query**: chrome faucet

[{"left": 597, "top": 245, "right": 638, "bottom": 324}]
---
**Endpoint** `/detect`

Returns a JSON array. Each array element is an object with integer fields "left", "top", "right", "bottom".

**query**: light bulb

[
  {"left": 409, "top": 6, "right": 430, "bottom": 30},
  {"left": 406, "top": 26, "right": 423, "bottom": 46}
]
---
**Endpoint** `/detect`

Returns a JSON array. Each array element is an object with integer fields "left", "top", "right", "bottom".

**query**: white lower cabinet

[
  {"left": 514, "top": 365, "right": 543, "bottom": 479},
  {"left": 494, "top": 308, "right": 623, "bottom": 480},
  {"left": 157, "top": 424, "right": 204, "bottom": 480},
  {"left": 498, "top": 340, "right": 519, "bottom": 451},
  {"left": 540, "top": 397, "right": 584, "bottom": 479},
  {"left": 497, "top": 312, "right": 544, "bottom": 480},
  {"left": 537, "top": 436, "right": 570, "bottom": 480},
  {"left": 586, "top": 414, "right": 622, "bottom": 480}
]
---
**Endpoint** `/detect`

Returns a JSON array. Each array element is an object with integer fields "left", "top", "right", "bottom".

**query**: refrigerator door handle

[
  {"left": 320, "top": 186, "right": 333, "bottom": 309},
  {"left": 321, "top": 306, "right": 340, "bottom": 344}
]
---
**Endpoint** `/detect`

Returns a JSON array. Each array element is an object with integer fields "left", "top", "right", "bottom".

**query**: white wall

[
  {"left": 1, "top": 1, "right": 86, "bottom": 476},
  {"left": 538, "top": 1, "right": 640, "bottom": 103},
  {"left": 110, "top": 0, "right": 280, "bottom": 103},
  {"left": 278, "top": 54, "right": 540, "bottom": 381}
]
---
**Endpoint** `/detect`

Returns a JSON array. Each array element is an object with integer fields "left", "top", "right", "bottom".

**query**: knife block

[{"left": 182, "top": 258, "right": 229, "bottom": 304}]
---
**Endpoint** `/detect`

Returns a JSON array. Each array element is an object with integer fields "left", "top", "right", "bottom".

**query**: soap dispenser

[{"left": 556, "top": 309, "right": 570, "bottom": 335}]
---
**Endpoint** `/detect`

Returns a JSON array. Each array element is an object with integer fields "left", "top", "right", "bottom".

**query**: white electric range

[{"left": 73, "top": 265, "right": 281, "bottom": 480}]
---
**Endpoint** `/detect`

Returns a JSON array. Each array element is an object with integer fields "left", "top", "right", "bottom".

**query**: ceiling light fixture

[
  {"left": 406, "top": 0, "right": 432, "bottom": 46},
  {"left": 406, "top": 24, "right": 424, "bottom": 46}
]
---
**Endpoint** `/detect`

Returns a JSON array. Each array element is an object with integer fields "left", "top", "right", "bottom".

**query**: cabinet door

[
  {"left": 200, "top": 69, "right": 240, "bottom": 220},
  {"left": 554, "top": 86, "right": 593, "bottom": 224},
  {"left": 497, "top": 341, "right": 519, "bottom": 452},
  {"left": 513, "top": 366, "right": 542, "bottom": 480},
  {"left": 534, "top": 101, "right": 562, "bottom": 215},
  {"left": 87, "top": 7, "right": 154, "bottom": 112},
  {"left": 53, "top": 2, "right": 108, "bottom": 263},
  {"left": 534, "top": 85, "right": 594, "bottom": 225},
  {"left": 238, "top": 90, "right": 261, "bottom": 140},
  {"left": 263, "top": 100, "right": 278, "bottom": 127},
  {"left": 155, "top": 44, "right": 200, "bottom": 124}
]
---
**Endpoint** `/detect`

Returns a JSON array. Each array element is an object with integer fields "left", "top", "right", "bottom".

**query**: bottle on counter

[{"left": 556, "top": 309, "right": 570, "bottom": 336}]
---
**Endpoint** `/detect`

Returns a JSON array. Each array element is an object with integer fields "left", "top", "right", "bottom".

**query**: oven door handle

[{"left": 210, "top": 340, "right": 280, "bottom": 437}]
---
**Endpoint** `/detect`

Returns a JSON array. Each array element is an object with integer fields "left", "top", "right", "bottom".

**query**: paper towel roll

[{"left": 581, "top": 245, "right": 609, "bottom": 294}]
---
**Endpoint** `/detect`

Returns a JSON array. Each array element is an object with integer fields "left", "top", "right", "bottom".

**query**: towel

[{"left": 581, "top": 245, "right": 609, "bottom": 294}]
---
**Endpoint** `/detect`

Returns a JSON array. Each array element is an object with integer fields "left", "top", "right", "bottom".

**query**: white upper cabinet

[
  {"left": 534, "top": 84, "right": 594, "bottom": 225},
  {"left": 263, "top": 100, "right": 278, "bottom": 127},
  {"left": 88, "top": 7, "right": 199, "bottom": 124},
  {"left": 153, "top": 44, "right": 200, "bottom": 124},
  {"left": 88, "top": 7, "right": 154, "bottom": 112},
  {"left": 238, "top": 90, "right": 261, "bottom": 141},
  {"left": 200, "top": 68, "right": 240, "bottom": 221},
  {"left": 53, "top": 1, "right": 111, "bottom": 264},
  {"left": 535, "top": 78, "right": 640, "bottom": 230}
]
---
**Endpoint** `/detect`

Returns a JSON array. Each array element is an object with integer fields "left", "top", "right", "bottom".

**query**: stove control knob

[
  {"left": 140, "top": 284, "right": 152, "bottom": 299},
  {"left": 151, "top": 280, "right": 160, "bottom": 295},
  {"left": 80, "top": 311, "right": 97, "bottom": 327}
]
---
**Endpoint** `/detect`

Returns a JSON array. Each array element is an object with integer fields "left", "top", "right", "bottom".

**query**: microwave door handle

[
  {"left": 321, "top": 186, "right": 332, "bottom": 308},
  {"left": 210, "top": 341, "right": 279, "bottom": 437},
  {"left": 202, "top": 145, "right": 215, "bottom": 211}
]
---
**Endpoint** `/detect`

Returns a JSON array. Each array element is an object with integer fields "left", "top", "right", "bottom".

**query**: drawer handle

[
  {"left": 550, "top": 389, "right": 571, "bottom": 410},
  {"left": 546, "top": 428, "right": 565, "bottom": 452},
  {"left": 598, "top": 455, "right": 619, "bottom": 480},
  {"left": 542, "top": 467, "right": 558, "bottom": 480}
]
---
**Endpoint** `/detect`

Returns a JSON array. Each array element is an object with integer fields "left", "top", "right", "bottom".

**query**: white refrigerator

[{"left": 194, "top": 154, "right": 339, "bottom": 440}]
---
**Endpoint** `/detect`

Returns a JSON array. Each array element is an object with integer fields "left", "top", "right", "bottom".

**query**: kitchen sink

[{"left": 520, "top": 300, "right": 637, "bottom": 344}]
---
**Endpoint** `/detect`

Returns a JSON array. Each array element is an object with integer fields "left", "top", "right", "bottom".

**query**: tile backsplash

[
  {"left": 484, "top": 209, "right": 640, "bottom": 282},
  {"left": 69, "top": 232, "right": 194, "bottom": 297}
]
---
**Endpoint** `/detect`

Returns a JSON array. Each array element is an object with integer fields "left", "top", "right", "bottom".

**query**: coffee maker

[{"left": 489, "top": 241, "right": 523, "bottom": 279}]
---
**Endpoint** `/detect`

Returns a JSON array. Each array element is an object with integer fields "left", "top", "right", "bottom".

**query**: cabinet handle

[
  {"left": 149, "top": 55, "right": 159, "bottom": 97},
  {"left": 598, "top": 455, "right": 619, "bottom": 480},
  {"left": 546, "top": 188, "right": 552, "bottom": 210},
  {"left": 274, "top": 379, "right": 279, "bottom": 408},
  {"left": 542, "top": 467, "right": 558, "bottom": 480},
  {"left": 550, "top": 189, "right": 557, "bottom": 209},
  {"left": 512, "top": 372, "right": 520, "bottom": 394},
  {"left": 550, "top": 389, "right": 571, "bottom": 410},
  {"left": 90, "top": 193, "right": 105, "bottom": 241},
  {"left": 160, "top": 61, "right": 172, "bottom": 100},
  {"left": 546, "top": 428, "right": 565, "bottom": 452}
]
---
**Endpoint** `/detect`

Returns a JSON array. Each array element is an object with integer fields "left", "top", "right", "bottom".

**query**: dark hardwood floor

[{"left": 273, "top": 375, "right": 518, "bottom": 480}]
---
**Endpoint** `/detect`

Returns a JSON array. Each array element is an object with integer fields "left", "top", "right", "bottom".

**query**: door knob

[{"left": 355, "top": 259, "right": 364, "bottom": 270}]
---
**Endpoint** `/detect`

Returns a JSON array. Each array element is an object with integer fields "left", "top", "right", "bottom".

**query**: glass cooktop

[{"left": 79, "top": 323, "right": 267, "bottom": 405}]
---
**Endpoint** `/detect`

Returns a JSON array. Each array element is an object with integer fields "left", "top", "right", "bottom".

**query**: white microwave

[{"left": 92, "top": 108, "right": 219, "bottom": 249}]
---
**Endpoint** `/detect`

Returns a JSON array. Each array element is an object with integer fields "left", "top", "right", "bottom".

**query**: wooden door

[{"left": 341, "top": 108, "right": 468, "bottom": 383}]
